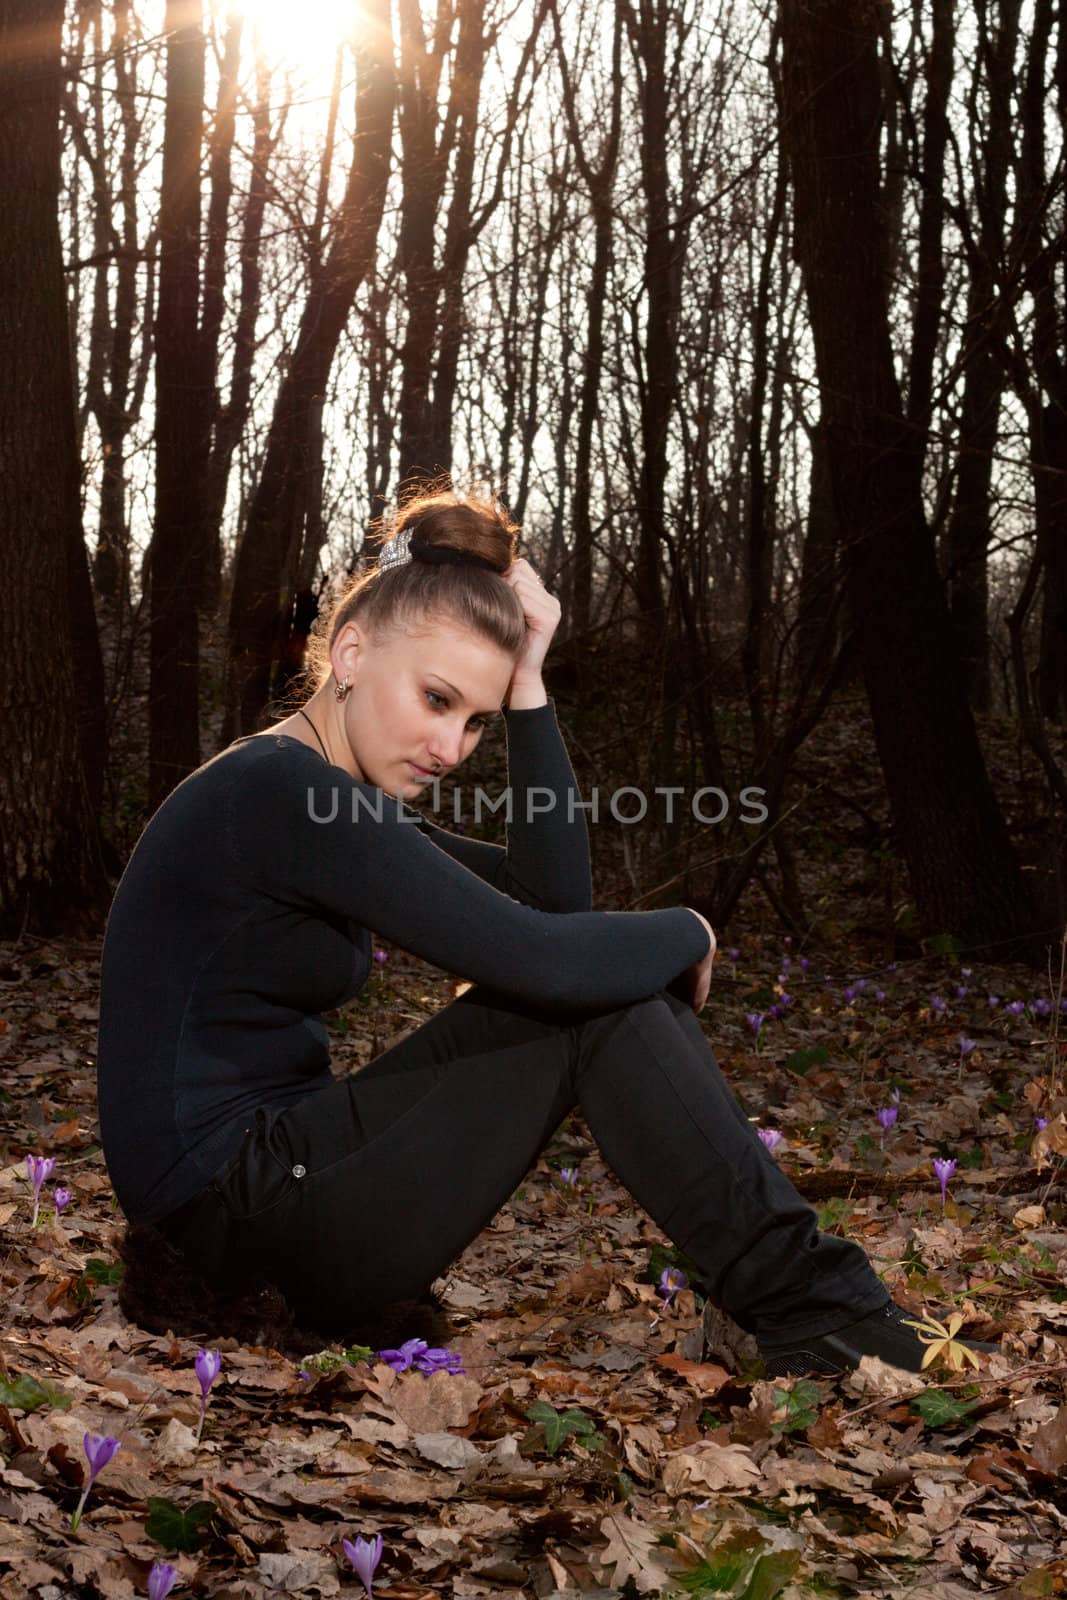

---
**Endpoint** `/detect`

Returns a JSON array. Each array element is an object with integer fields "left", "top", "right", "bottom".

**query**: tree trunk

[
  {"left": 779, "top": 0, "right": 1038, "bottom": 956},
  {"left": 148, "top": 0, "right": 211, "bottom": 808},
  {"left": 0, "top": 0, "right": 110, "bottom": 935},
  {"left": 222, "top": 0, "right": 395, "bottom": 738},
  {"left": 205, "top": 43, "right": 273, "bottom": 580},
  {"left": 550, "top": 0, "right": 622, "bottom": 641},
  {"left": 1034, "top": 403, "right": 1067, "bottom": 721},
  {"left": 944, "top": 0, "right": 1018, "bottom": 711},
  {"left": 621, "top": 0, "right": 676, "bottom": 630}
]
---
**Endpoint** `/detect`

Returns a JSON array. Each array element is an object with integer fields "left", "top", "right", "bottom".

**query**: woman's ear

[{"left": 333, "top": 619, "right": 365, "bottom": 682}]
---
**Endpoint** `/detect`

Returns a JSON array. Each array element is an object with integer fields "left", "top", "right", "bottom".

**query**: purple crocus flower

[
  {"left": 930, "top": 995, "right": 947, "bottom": 1014},
  {"left": 559, "top": 1166, "right": 578, "bottom": 1188},
  {"left": 874, "top": 989, "right": 886, "bottom": 1003},
  {"left": 1031, "top": 998, "right": 1051, "bottom": 1017},
  {"left": 855, "top": 979, "right": 867, "bottom": 993},
  {"left": 745, "top": 1012, "right": 764, "bottom": 1035},
  {"left": 71, "top": 1431, "right": 120, "bottom": 1530},
  {"left": 955, "top": 986, "right": 969, "bottom": 1001},
  {"left": 988, "top": 995, "right": 1000, "bottom": 1009},
  {"left": 767, "top": 1003, "right": 783, "bottom": 1020},
  {"left": 779, "top": 992, "right": 793, "bottom": 1007},
  {"left": 378, "top": 1337, "right": 428, "bottom": 1373},
  {"left": 148, "top": 1563, "right": 178, "bottom": 1600},
  {"left": 843, "top": 987, "right": 856, "bottom": 1004},
  {"left": 781, "top": 956, "right": 792, "bottom": 971},
  {"left": 1005, "top": 999, "right": 1025, "bottom": 1016},
  {"left": 758, "top": 1127, "right": 784, "bottom": 1153},
  {"left": 1035, "top": 1116, "right": 1048, "bottom": 1131},
  {"left": 658, "top": 1267, "right": 688, "bottom": 1307},
  {"left": 958, "top": 1035, "right": 976, "bottom": 1058},
  {"left": 194, "top": 1349, "right": 221, "bottom": 1445},
  {"left": 728, "top": 948, "right": 740, "bottom": 962},
  {"left": 932, "top": 1157, "right": 957, "bottom": 1209},
  {"left": 886, "top": 962, "right": 897, "bottom": 974},
  {"left": 418, "top": 1347, "right": 466, "bottom": 1374},
  {"left": 52, "top": 1186, "right": 72, "bottom": 1219},
  {"left": 373, "top": 948, "right": 388, "bottom": 965},
  {"left": 376, "top": 1337, "right": 464, "bottom": 1375},
  {"left": 799, "top": 957, "right": 811, "bottom": 972},
  {"left": 875, "top": 1107, "right": 897, "bottom": 1148},
  {"left": 26, "top": 1155, "right": 56, "bottom": 1228},
  {"left": 343, "top": 1533, "right": 384, "bottom": 1600}
]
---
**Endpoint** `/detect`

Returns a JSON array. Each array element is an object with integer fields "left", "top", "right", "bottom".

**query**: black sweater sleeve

[
  {"left": 405, "top": 698, "right": 592, "bottom": 912},
  {"left": 225, "top": 742, "right": 709, "bottom": 1013}
]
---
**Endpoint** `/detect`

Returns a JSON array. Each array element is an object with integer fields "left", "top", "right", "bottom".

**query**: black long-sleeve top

[{"left": 95, "top": 700, "right": 709, "bottom": 1224}]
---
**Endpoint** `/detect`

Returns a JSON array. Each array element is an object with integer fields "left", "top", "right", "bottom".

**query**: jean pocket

[{"left": 215, "top": 1105, "right": 302, "bottom": 1223}]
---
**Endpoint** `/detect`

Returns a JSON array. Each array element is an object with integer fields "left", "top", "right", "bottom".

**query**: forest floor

[{"left": 1, "top": 921, "right": 1066, "bottom": 1599}]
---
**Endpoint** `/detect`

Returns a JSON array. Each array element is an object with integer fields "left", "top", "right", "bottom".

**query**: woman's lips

[{"left": 407, "top": 762, "right": 435, "bottom": 778}]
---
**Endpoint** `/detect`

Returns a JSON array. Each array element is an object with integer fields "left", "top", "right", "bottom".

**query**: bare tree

[
  {"left": 223, "top": 0, "right": 396, "bottom": 736},
  {"left": 148, "top": 0, "right": 213, "bottom": 806},
  {"left": 0, "top": 0, "right": 110, "bottom": 934},
  {"left": 779, "top": 0, "right": 1038, "bottom": 955}
]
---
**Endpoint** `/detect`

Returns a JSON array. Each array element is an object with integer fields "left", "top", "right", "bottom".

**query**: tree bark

[
  {"left": 549, "top": 0, "right": 623, "bottom": 641},
  {"left": 779, "top": 0, "right": 1038, "bottom": 956},
  {"left": 148, "top": 0, "right": 211, "bottom": 808},
  {"left": 944, "top": 0, "right": 1018, "bottom": 711},
  {"left": 0, "top": 0, "right": 110, "bottom": 935},
  {"left": 222, "top": 0, "right": 395, "bottom": 737}
]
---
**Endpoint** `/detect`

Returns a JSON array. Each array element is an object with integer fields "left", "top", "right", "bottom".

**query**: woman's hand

[
  {"left": 679, "top": 909, "right": 717, "bottom": 1014},
  {"left": 501, "top": 558, "right": 561, "bottom": 690}
]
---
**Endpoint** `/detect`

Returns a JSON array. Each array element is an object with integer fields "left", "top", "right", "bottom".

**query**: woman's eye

[{"left": 426, "top": 689, "right": 484, "bottom": 731}]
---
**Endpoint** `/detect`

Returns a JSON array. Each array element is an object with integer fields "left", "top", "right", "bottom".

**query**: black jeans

[{"left": 156, "top": 985, "right": 888, "bottom": 1343}]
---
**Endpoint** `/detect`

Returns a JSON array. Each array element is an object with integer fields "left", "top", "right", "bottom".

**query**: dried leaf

[
  {"left": 661, "top": 1440, "right": 760, "bottom": 1495},
  {"left": 1030, "top": 1404, "right": 1067, "bottom": 1476},
  {"left": 654, "top": 1353, "right": 731, "bottom": 1393},
  {"left": 595, "top": 1512, "right": 677, "bottom": 1593}
]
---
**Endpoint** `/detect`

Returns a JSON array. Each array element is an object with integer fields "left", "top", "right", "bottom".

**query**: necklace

[{"left": 297, "top": 707, "right": 330, "bottom": 765}]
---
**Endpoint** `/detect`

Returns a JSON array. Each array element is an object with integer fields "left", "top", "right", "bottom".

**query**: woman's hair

[
  {"left": 117, "top": 1221, "right": 456, "bottom": 1357},
  {"left": 303, "top": 480, "right": 527, "bottom": 695}
]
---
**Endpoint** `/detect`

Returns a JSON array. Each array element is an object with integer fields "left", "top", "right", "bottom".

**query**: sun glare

[{"left": 238, "top": 0, "right": 361, "bottom": 79}]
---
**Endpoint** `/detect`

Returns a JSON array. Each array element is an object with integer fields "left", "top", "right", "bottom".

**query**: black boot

[{"left": 757, "top": 1299, "right": 1000, "bottom": 1378}]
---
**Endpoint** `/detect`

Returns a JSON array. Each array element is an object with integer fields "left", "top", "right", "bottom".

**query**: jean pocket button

[{"left": 292, "top": 1164, "right": 307, "bottom": 1179}]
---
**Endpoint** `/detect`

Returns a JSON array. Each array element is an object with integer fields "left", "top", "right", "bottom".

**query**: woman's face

[{"left": 333, "top": 616, "right": 516, "bottom": 798}]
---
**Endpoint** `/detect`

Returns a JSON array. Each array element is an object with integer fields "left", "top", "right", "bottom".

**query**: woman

[{"left": 97, "top": 488, "right": 989, "bottom": 1375}]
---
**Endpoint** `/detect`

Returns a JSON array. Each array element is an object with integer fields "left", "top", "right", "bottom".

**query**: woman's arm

[
  {"left": 406, "top": 696, "right": 592, "bottom": 912},
  {"left": 225, "top": 742, "right": 710, "bottom": 1013}
]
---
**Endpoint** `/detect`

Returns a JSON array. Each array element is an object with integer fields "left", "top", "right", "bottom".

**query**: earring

[{"left": 333, "top": 676, "right": 352, "bottom": 701}]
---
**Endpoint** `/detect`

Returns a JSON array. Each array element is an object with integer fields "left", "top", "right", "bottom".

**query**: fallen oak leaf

[
  {"left": 1029, "top": 1402, "right": 1067, "bottom": 1476},
  {"left": 654, "top": 1353, "right": 731, "bottom": 1394},
  {"left": 595, "top": 1511, "right": 680, "bottom": 1593},
  {"left": 661, "top": 1439, "right": 760, "bottom": 1495}
]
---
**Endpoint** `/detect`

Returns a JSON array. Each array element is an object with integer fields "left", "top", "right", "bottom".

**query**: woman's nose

[{"left": 428, "top": 721, "right": 466, "bottom": 766}]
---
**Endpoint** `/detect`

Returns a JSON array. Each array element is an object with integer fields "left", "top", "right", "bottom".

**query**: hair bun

[{"left": 408, "top": 532, "right": 502, "bottom": 572}]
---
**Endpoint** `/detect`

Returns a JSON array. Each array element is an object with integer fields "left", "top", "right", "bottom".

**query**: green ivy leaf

[
  {"left": 771, "top": 1379, "right": 820, "bottom": 1434},
  {"left": 784, "top": 1045, "right": 829, "bottom": 1077},
  {"left": 144, "top": 1497, "right": 216, "bottom": 1553},
  {"left": 815, "top": 1196, "right": 851, "bottom": 1233},
  {"left": 524, "top": 1400, "right": 602, "bottom": 1455},
  {"left": 83, "top": 1258, "right": 124, "bottom": 1286},
  {"left": 0, "top": 1373, "right": 71, "bottom": 1412},
  {"left": 910, "top": 1388, "right": 982, "bottom": 1428}
]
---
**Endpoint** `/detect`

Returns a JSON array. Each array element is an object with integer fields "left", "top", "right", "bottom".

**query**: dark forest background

[{"left": 2, "top": 0, "right": 1066, "bottom": 966}]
